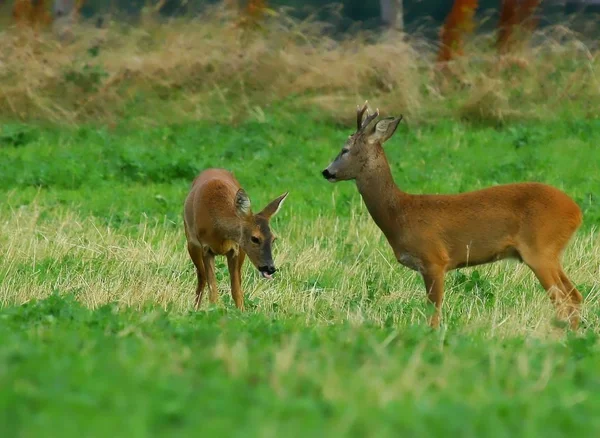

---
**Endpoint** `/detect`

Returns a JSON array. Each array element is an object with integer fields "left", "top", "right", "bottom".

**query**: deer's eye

[
  {"left": 251, "top": 236, "right": 260, "bottom": 245},
  {"left": 341, "top": 148, "right": 350, "bottom": 155}
]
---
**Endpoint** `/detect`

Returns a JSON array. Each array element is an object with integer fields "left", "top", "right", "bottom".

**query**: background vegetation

[
  {"left": 1, "top": 3, "right": 599, "bottom": 126},
  {"left": 0, "top": 2, "right": 599, "bottom": 436}
]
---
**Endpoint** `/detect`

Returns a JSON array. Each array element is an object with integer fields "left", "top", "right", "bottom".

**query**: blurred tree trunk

[
  {"left": 13, "top": 0, "right": 52, "bottom": 28},
  {"left": 380, "top": 0, "right": 403, "bottom": 31},
  {"left": 437, "top": 0, "right": 479, "bottom": 62},
  {"left": 497, "top": 0, "right": 542, "bottom": 53}
]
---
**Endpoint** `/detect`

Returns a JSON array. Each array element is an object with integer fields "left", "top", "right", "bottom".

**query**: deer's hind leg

[
  {"left": 559, "top": 267, "right": 582, "bottom": 329},
  {"left": 520, "top": 247, "right": 578, "bottom": 328},
  {"left": 187, "top": 242, "right": 207, "bottom": 309}
]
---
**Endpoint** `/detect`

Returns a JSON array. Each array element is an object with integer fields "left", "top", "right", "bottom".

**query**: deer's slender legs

[
  {"left": 524, "top": 257, "right": 579, "bottom": 328},
  {"left": 520, "top": 243, "right": 581, "bottom": 329},
  {"left": 227, "top": 249, "right": 246, "bottom": 311},
  {"left": 558, "top": 268, "right": 582, "bottom": 329},
  {"left": 187, "top": 242, "right": 206, "bottom": 309},
  {"left": 422, "top": 267, "right": 446, "bottom": 328},
  {"left": 202, "top": 251, "right": 218, "bottom": 304}
]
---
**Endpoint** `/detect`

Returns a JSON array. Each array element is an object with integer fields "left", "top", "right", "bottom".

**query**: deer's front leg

[
  {"left": 422, "top": 266, "right": 446, "bottom": 329},
  {"left": 226, "top": 249, "right": 245, "bottom": 311},
  {"left": 202, "top": 251, "right": 218, "bottom": 304}
]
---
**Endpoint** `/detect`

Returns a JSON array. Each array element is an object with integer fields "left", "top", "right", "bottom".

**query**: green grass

[
  {"left": 2, "top": 111, "right": 599, "bottom": 223},
  {"left": 2, "top": 293, "right": 600, "bottom": 437},
  {"left": 1, "top": 109, "right": 600, "bottom": 436}
]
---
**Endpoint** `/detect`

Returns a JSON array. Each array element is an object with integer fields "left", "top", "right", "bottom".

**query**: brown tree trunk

[
  {"left": 13, "top": 0, "right": 52, "bottom": 28},
  {"left": 437, "top": 0, "right": 479, "bottom": 63},
  {"left": 497, "top": 0, "right": 542, "bottom": 54}
]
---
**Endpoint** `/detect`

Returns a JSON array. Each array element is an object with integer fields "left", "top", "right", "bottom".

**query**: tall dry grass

[
  {"left": 0, "top": 5, "right": 598, "bottom": 126},
  {"left": 1, "top": 202, "right": 599, "bottom": 338}
]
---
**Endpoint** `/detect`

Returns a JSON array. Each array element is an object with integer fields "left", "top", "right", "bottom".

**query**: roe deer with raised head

[
  {"left": 184, "top": 168, "right": 288, "bottom": 310},
  {"left": 322, "top": 102, "right": 583, "bottom": 329}
]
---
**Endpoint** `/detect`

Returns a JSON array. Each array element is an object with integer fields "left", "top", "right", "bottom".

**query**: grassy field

[
  {"left": 1, "top": 108, "right": 600, "bottom": 436},
  {"left": 1, "top": 5, "right": 599, "bottom": 435}
]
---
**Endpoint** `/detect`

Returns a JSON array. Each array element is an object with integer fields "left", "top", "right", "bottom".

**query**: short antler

[
  {"left": 361, "top": 108, "right": 380, "bottom": 131},
  {"left": 356, "top": 101, "right": 368, "bottom": 131},
  {"left": 356, "top": 101, "right": 380, "bottom": 132}
]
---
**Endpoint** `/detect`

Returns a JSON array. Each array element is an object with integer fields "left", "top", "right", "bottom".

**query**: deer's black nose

[
  {"left": 322, "top": 169, "right": 334, "bottom": 179},
  {"left": 259, "top": 265, "right": 276, "bottom": 275}
]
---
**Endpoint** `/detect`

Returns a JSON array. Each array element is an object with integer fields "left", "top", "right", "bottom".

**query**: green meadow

[{"left": 1, "top": 112, "right": 600, "bottom": 436}]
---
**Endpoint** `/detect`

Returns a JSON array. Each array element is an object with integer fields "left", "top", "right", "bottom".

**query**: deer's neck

[
  {"left": 217, "top": 216, "right": 244, "bottom": 242},
  {"left": 355, "top": 152, "right": 407, "bottom": 240}
]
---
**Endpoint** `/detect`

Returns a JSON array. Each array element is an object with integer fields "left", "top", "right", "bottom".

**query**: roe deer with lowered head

[
  {"left": 184, "top": 168, "right": 288, "bottom": 310},
  {"left": 322, "top": 102, "right": 583, "bottom": 329}
]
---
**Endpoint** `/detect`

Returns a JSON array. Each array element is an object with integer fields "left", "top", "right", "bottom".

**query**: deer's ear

[
  {"left": 259, "top": 192, "right": 289, "bottom": 220},
  {"left": 235, "top": 189, "right": 252, "bottom": 217},
  {"left": 368, "top": 116, "right": 403, "bottom": 145}
]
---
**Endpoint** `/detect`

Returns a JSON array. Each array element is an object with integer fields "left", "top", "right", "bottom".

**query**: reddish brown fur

[
  {"left": 323, "top": 103, "right": 583, "bottom": 329},
  {"left": 184, "top": 168, "right": 288, "bottom": 310}
]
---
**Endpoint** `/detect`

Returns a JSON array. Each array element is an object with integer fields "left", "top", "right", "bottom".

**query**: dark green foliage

[
  {"left": 1, "top": 111, "right": 598, "bottom": 228},
  {"left": 0, "top": 124, "right": 38, "bottom": 148},
  {"left": 63, "top": 64, "right": 109, "bottom": 94}
]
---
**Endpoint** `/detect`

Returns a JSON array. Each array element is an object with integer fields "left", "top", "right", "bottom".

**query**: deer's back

[
  {"left": 184, "top": 169, "right": 242, "bottom": 249},
  {"left": 395, "top": 182, "right": 582, "bottom": 267},
  {"left": 418, "top": 182, "right": 579, "bottom": 223}
]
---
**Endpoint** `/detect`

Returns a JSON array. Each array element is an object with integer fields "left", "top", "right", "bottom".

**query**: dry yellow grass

[
  {"left": 1, "top": 202, "right": 598, "bottom": 339},
  {"left": 0, "top": 6, "right": 598, "bottom": 126}
]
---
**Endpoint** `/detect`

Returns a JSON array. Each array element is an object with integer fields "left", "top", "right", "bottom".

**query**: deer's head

[
  {"left": 322, "top": 102, "right": 403, "bottom": 182},
  {"left": 234, "top": 190, "right": 288, "bottom": 279}
]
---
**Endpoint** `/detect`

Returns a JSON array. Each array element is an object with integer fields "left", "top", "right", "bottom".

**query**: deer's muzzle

[
  {"left": 259, "top": 265, "right": 276, "bottom": 280},
  {"left": 322, "top": 169, "right": 336, "bottom": 182}
]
